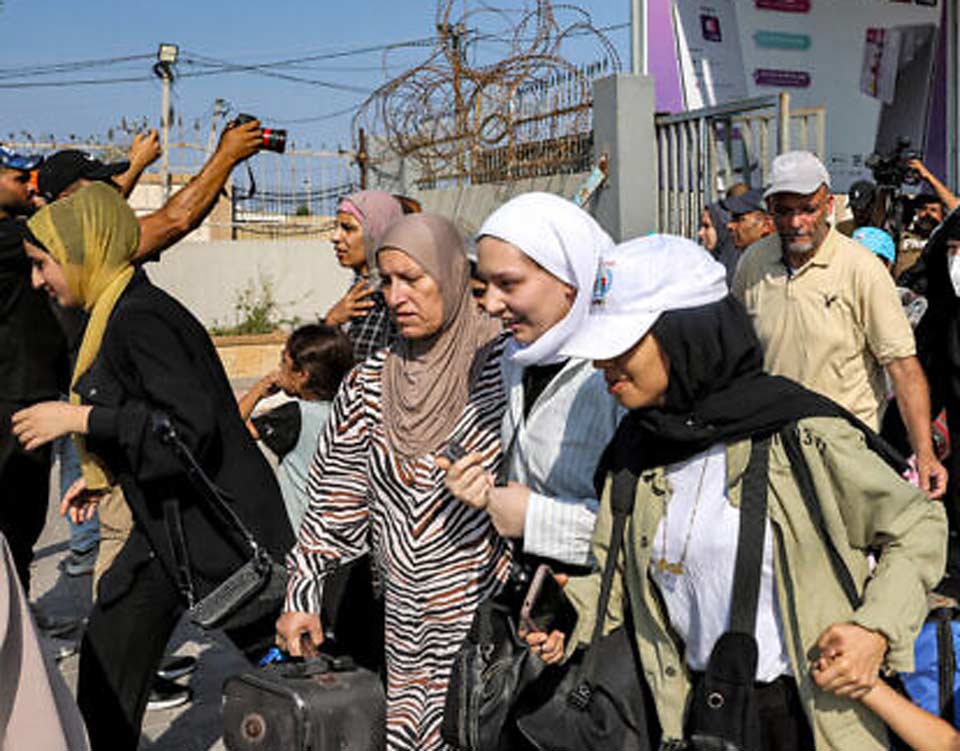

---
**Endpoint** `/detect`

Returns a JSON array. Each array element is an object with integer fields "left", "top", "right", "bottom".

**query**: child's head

[{"left": 280, "top": 323, "right": 354, "bottom": 400}]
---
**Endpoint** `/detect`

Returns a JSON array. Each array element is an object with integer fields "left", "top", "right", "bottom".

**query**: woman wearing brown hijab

[{"left": 278, "top": 214, "right": 510, "bottom": 751}]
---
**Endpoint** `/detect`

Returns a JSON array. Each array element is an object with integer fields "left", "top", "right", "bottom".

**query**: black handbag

[
  {"left": 154, "top": 413, "right": 288, "bottom": 632},
  {"left": 441, "top": 564, "right": 542, "bottom": 751},
  {"left": 514, "top": 467, "right": 656, "bottom": 751},
  {"left": 684, "top": 437, "right": 771, "bottom": 751},
  {"left": 441, "top": 466, "right": 656, "bottom": 751}
]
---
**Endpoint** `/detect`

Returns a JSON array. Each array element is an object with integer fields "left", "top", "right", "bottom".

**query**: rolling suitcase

[{"left": 223, "top": 654, "right": 386, "bottom": 751}]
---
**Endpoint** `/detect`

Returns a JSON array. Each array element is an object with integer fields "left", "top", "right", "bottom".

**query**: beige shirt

[{"left": 732, "top": 228, "right": 915, "bottom": 429}]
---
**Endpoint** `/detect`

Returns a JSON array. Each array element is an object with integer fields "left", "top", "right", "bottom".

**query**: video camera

[{"left": 865, "top": 136, "right": 921, "bottom": 189}]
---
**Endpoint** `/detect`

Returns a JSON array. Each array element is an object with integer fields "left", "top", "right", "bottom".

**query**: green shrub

[{"left": 209, "top": 275, "right": 298, "bottom": 336}]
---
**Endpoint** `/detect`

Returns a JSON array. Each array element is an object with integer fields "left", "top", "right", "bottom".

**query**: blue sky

[{"left": 0, "top": 0, "right": 633, "bottom": 153}]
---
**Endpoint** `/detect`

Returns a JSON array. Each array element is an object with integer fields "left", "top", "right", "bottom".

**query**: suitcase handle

[{"left": 271, "top": 655, "right": 357, "bottom": 679}]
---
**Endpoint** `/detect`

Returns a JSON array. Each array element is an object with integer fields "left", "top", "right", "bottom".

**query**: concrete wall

[
  {"left": 592, "top": 75, "right": 659, "bottom": 242},
  {"left": 145, "top": 237, "right": 352, "bottom": 329}
]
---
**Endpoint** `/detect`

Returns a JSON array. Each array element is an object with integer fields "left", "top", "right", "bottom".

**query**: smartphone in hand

[
  {"left": 441, "top": 441, "right": 467, "bottom": 463},
  {"left": 520, "top": 564, "right": 578, "bottom": 635}
]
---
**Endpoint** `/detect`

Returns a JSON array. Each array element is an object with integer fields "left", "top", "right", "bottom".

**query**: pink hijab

[{"left": 337, "top": 191, "right": 404, "bottom": 273}]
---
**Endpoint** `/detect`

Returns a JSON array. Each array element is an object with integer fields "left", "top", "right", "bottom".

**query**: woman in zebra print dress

[{"left": 277, "top": 214, "right": 510, "bottom": 751}]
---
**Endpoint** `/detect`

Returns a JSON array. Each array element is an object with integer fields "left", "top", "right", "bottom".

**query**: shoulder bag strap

[
  {"left": 494, "top": 411, "right": 522, "bottom": 488},
  {"left": 568, "top": 466, "right": 637, "bottom": 702},
  {"left": 589, "top": 467, "right": 638, "bottom": 646},
  {"left": 729, "top": 437, "right": 771, "bottom": 636},
  {"left": 152, "top": 412, "right": 263, "bottom": 558},
  {"left": 779, "top": 423, "right": 861, "bottom": 609},
  {"left": 162, "top": 498, "right": 198, "bottom": 607}
]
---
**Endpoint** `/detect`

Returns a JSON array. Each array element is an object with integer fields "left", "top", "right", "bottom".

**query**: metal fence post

[{"left": 778, "top": 92, "right": 791, "bottom": 155}]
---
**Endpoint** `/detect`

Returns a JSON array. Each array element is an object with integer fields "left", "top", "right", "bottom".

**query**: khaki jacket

[{"left": 564, "top": 417, "right": 947, "bottom": 751}]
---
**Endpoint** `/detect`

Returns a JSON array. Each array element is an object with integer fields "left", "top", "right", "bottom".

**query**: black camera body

[
  {"left": 234, "top": 113, "right": 287, "bottom": 154},
  {"left": 866, "top": 136, "right": 921, "bottom": 189}
]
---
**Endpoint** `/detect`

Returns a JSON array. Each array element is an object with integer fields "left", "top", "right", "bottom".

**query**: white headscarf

[{"left": 478, "top": 192, "right": 614, "bottom": 365}]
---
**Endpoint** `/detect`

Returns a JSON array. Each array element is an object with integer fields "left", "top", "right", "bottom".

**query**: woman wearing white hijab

[{"left": 440, "top": 192, "right": 624, "bottom": 567}]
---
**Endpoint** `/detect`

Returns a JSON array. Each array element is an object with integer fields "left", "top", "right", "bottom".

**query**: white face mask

[{"left": 949, "top": 254, "right": 960, "bottom": 297}]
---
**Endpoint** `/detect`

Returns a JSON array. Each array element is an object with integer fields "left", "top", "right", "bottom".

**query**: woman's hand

[
  {"left": 324, "top": 279, "right": 376, "bottom": 326},
  {"left": 810, "top": 622, "right": 888, "bottom": 699},
  {"left": 436, "top": 452, "right": 493, "bottom": 510},
  {"left": 275, "top": 611, "right": 325, "bottom": 657},
  {"left": 523, "top": 629, "right": 566, "bottom": 665},
  {"left": 11, "top": 402, "right": 91, "bottom": 450},
  {"left": 59, "top": 477, "right": 106, "bottom": 524}
]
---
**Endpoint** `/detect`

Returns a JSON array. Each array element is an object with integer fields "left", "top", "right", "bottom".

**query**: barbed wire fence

[
  {"left": 2, "top": 3, "right": 624, "bottom": 231},
  {"left": 354, "top": 0, "right": 620, "bottom": 190}
]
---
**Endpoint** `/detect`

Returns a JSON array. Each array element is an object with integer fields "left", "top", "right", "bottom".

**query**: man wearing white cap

[{"left": 733, "top": 151, "right": 947, "bottom": 498}]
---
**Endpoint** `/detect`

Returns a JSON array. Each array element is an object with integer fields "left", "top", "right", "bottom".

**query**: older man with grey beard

[{"left": 733, "top": 150, "right": 947, "bottom": 498}]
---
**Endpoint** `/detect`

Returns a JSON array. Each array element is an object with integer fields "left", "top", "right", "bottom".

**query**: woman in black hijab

[
  {"left": 698, "top": 201, "right": 739, "bottom": 288},
  {"left": 527, "top": 234, "right": 946, "bottom": 751}
]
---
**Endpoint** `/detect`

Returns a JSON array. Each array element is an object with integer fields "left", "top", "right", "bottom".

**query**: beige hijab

[{"left": 378, "top": 214, "right": 500, "bottom": 459}]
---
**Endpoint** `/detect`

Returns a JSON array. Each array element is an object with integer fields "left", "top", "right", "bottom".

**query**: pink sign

[
  {"left": 755, "top": 0, "right": 811, "bottom": 12},
  {"left": 753, "top": 68, "right": 812, "bottom": 88}
]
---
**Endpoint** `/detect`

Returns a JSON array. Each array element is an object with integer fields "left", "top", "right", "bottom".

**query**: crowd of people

[{"left": 1, "top": 116, "right": 959, "bottom": 751}]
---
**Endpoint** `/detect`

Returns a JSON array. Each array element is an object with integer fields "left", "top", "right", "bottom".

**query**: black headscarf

[
  {"left": 706, "top": 202, "right": 739, "bottom": 289},
  {"left": 901, "top": 206, "right": 960, "bottom": 410},
  {"left": 598, "top": 295, "right": 905, "bottom": 482}
]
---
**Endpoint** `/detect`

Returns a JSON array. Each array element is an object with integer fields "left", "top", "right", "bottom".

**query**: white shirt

[
  {"left": 649, "top": 445, "right": 792, "bottom": 682},
  {"left": 501, "top": 357, "right": 624, "bottom": 566}
]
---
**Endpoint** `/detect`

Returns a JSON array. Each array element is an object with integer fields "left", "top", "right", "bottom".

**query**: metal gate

[{"left": 655, "top": 92, "right": 826, "bottom": 237}]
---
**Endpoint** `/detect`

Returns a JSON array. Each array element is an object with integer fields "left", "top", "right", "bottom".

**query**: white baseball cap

[
  {"left": 560, "top": 234, "right": 728, "bottom": 360},
  {"left": 763, "top": 150, "right": 831, "bottom": 199}
]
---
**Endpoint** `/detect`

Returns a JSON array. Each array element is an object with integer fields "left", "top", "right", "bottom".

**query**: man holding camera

[
  {"left": 38, "top": 117, "right": 265, "bottom": 259},
  {"left": 733, "top": 151, "right": 948, "bottom": 498},
  {"left": 908, "top": 159, "right": 959, "bottom": 217}
]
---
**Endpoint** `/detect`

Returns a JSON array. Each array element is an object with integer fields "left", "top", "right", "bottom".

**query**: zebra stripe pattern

[{"left": 286, "top": 338, "right": 511, "bottom": 751}]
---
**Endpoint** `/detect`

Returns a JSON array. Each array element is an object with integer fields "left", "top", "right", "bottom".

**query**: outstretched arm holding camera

[
  {"left": 908, "top": 159, "right": 959, "bottom": 213},
  {"left": 133, "top": 119, "right": 263, "bottom": 261}
]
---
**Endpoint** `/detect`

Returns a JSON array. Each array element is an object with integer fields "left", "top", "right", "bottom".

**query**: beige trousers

[{"left": 92, "top": 485, "right": 134, "bottom": 593}]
